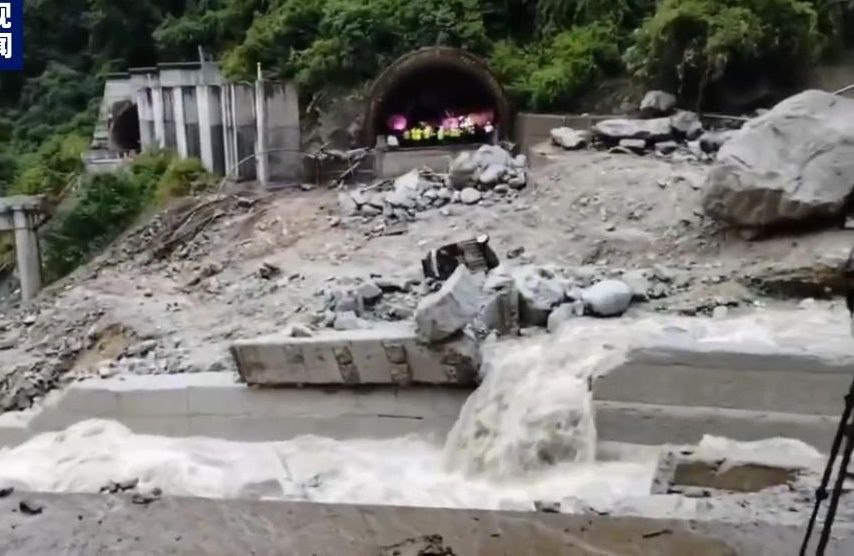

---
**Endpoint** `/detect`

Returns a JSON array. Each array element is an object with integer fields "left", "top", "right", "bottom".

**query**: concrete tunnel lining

[
  {"left": 110, "top": 101, "right": 141, "bottom": 152},
  {"left": 362, "top": 46, "right": 512, "bottom": 147}
]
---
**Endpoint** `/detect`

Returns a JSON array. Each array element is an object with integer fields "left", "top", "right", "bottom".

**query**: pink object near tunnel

[{"left": 387, "top": 114, "right": 408, "bottom": 131}]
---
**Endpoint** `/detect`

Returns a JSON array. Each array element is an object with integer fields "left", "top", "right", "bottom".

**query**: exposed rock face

[
  {"left": 550, "top": 127, "right": 591, "bottom": 150},
  {"left": 415, "top": 266, "right": 482, "bottom": 343},
  {"left": 703, "top": 90, "right": 854, "bottom": 228},
  {"left": 593, "top": 118, "right": 672, "bottom": 142},
  {"left": 582, "top": 280, "right": 633, "bottom": 317},
  {"left": 641, "top": 90, "right": 677, "bottom": 116}
]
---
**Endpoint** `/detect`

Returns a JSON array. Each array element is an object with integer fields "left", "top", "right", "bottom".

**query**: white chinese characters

[
  {"left": 0, "top": 33, "right": 11, "bottom": 60},
  {"left": 0, "top": 3, "right": 11, "bottom": 30}
]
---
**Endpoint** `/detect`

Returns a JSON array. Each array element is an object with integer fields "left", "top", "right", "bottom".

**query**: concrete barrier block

[
  {"left": 118, "top": 387, "right": 189, "bottom": 417},
  {"left": 231, "top": 324, "right": 479, "bottom": 387}
]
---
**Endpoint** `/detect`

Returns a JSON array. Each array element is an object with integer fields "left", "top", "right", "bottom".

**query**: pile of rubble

[
  {"left": 338, "top": 145, "right": 528, "bottom": 223},
  {"left": 550, "top": 90, "right": 740, "bottom": 162}
]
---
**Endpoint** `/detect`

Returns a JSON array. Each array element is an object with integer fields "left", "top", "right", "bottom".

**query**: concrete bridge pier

[{"left": 0, "top": 196, "right": 44, "bottom": 302}]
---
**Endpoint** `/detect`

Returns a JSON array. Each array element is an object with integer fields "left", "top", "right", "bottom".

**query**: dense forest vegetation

[{"left": 0, "top": 0, "right": 852, "bottom": 282}]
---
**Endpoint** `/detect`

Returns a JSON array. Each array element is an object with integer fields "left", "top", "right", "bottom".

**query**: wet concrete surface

[{"left": 1, "top": 491, "right": 853, "bottom": 555}]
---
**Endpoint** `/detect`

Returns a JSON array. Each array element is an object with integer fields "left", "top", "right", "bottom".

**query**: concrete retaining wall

[
  {"left": 593, "top": 342, "right": 853, "bottom": 450},
  {"left": 0, "top": 373, "right": 469, "bottom": 448}
]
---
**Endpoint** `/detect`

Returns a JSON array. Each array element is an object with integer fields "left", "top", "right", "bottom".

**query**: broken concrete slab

[
  {"left": 415, "top": 266, "right": 482, "bottom": 343},
  {"left": 231, "top": 322, "right": 480, "bottom": 387}
]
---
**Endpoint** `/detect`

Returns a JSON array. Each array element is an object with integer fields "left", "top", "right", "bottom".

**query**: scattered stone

[
  {"left": 357, "top": 281, "right": 383, "bottom": 303},
  {"left": 670, "top": 111, "right": 703, "bottom": 139},
  {"left": 506, "top": 247, "right": 525, "bottom": 259},
  {"left": 19, "top": 499, "right": 43, "bottom": 515},
  {"left": 547, "top": 301, "right": 584, "bottom": 333},
  {"left": 258, "top": 262, "right": 281, "bottom": 280},
  {"left": 654, "top": 141, "right": 679, "bottom": 155},
  {"left": 125, "top": 340, "right": 157, "bottom": 357},
  {"left": 513, "top": 154, "right": 527, "bottom": 168},
  {"left": 333, "top": 311, "right": 363, "bottom": 331},
  {"left": 640, "top": 90, "right": 677, "bottom": 116},
  {"left": 513, "top": 266, "right": 566, "bottom": 326},
  {"left": 287, "top": 323, "right": 314, "bottom": 338},
  {"left": 0, "top": 486, "right": 13, "bottom": 498},
  {"left": 131, "top": 488, "right": 162, "bottom": 505},
  {"left": 550, "top": 127, "right": 591, "bottom": 150},
  {"left": 473, "top": 144, "right": 513, "bottom": 169},
  {"left": 415, "top": 266, "right": 482, "bottom": 343},
  {"left": 460, "top": 188, "right": 482, "bottom": 205},
  {"left": 338, "top": 192, "right": 359, "bottom": 216},
  {"left": 332, "top": 289, "right": 364, "bottom": 315},
  {"left": 704, "top": 90, "right": 854, "bottom": 228},
  {"left": 619, "top": 138, "right": 647, "bottom": 153},
  {"left": 621, "top": 269, "right": 652, "bottom": 300},
  {"left": 594, "top": 118, "right": 672, "bottom": 142},
  {"left": 533, "top": 500, "right": 561, "bottom": 514},
  {"left": 582, "top": 279, "right": 633, "bottom": 317},
  {"left": 478, "top": 164, "right": 505, "bottom": 185},
  {"left": 449, "top": 152, "right": 478, "bottom": 189}
]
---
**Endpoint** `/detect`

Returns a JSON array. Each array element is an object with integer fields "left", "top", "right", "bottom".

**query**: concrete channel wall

[
  {"left": 0, "top": 373, "right": 469, "bottom": 448},
  {"left": 3, "top": 492, "right": 854, "bottom": 555},
  {"left": 593, "top": 342, "right": 853, "bottom": 450}
]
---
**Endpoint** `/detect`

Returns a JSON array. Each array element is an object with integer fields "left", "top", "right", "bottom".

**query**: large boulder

[
  {"left": 593, "top": 118, "right": 672, "bottom": 142},
  {"left": 449, "top": 152, "right": 478, "bottom": 189},
  {"left": 640, "top": 90, "right": 677, "bottom": 116},
  {"left": 415, "top": 265, "right": 483, "bottom": 343},
  {"left": 582, "top": 280, "right": 632, "bottom": 317},
  {"left": 703, "top": 90, "right": 854, "bottom": 228}
]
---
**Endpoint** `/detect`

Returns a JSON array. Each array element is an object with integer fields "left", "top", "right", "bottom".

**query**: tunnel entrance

[
  {"left": 364, "top": 47, "right": 511, "bottom": 149},
  {"left": 110, "top": 102, "right": 141, "bottom": 153}
]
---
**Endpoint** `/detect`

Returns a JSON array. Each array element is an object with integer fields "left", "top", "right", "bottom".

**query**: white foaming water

[
  {"left": 0, "top": 308, "right": 842, "bottom": 510},
  {"left": 0, "top": 419, "right": 656, "bottom": 511}
]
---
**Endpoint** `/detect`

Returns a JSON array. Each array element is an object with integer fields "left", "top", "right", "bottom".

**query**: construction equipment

[{"left": 800, "top": 246, "right": 854, "bottom": 555}]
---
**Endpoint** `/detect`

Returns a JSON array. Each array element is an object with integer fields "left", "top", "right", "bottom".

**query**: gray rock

[
  {"left": 593, "top": 118, "right": 672, "bottom": 141},
  {"left": 415, "top": 265, "right": 483, "bottom": 343},
  {"left": 513, "top": 266, "right": 566, "bottom": 326},
  {"left": 507, "top": 171, "right": 527, "bottom": 189},
  {"left": 460, "top": 188, "right": 482, "bottom": 205},
  {"left": 338, "top": 192, "right": 358, "bottom": 216},
  {"left": 393, "top": 169, "right": 421, "bottom": 193},
  {"left": 582, "top": 279, "right": 633, "bottom": 317},
  {"left": 550, "top": 127, "right": 591, "bottom": 150},
  {"left": 619, "top": 138, "right": 647, "bottom": 153},
  {"left": 385, "top": 189, "right": 416, "bottom": 209},
  {"left": 670, "top": 110, "right": 703, "bottom": 139},
  {"left": 640, "top": 90, "right": 677, "bottom": 115},
  {"left": 513, "top": 154, "right": 527, "bottom": 168},
  {"left": 473, "top": 144, "right": 512, "bottom": 168},
  {"left": 478, "top": 164, "right": 505, "bottom": 186},
  {"left": 621, "top": 269, "right": 652, "bottom": 300},
  {"left": 449, "top": 152, "right": 478, "bottom": 189},
  {"left": 703, "top": 90, "right": 854, "bottom": 228},
  {"left": 333, "top": 311, "right": 363, "bottom": 331},
  {"left": 547, "top": 301, "right": 585, "bottom": 333},
  {"left": 332, "top": 289, "right": 364, "bottom": 315},
  {"left": 654, "top": 141, "right": 679, "bottom": 155},
  {"left": 357, "top": 281, "right": 383, "bottom": 302}
]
